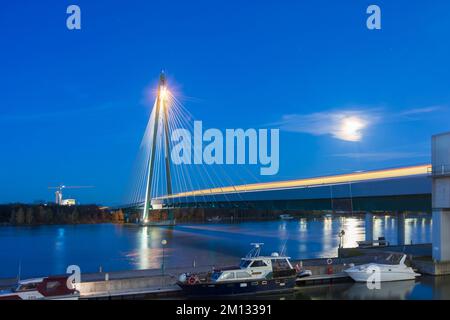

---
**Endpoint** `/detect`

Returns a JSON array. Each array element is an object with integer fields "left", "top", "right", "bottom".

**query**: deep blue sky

[{"left": 1, "top": 0, "right": 449, "bottom": 205}]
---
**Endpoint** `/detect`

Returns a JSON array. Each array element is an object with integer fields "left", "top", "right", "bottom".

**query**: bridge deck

[{"left": 146, "top": 165, "right": 432, "bottom": 211}]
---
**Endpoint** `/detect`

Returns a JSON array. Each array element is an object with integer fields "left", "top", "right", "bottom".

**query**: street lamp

[{"left": 161, "top": 239, "right": 167, "bottom": 286}]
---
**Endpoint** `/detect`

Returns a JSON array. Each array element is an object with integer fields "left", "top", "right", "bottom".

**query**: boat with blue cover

[{"left": 177, "top": 243, "right": 297, "bottom": 296}]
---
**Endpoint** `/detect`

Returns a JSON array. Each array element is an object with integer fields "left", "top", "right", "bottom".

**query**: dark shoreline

[
  {"left": 0, "top": 204, "right": 432, "bottom": 227},
  {"left": 0, "top": 204, "right": 124, "bottom": 226}
]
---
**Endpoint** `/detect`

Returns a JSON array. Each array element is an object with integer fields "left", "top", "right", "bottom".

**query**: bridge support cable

[{"left": 168, "top": 94, "right": 257, "bottom": 204}]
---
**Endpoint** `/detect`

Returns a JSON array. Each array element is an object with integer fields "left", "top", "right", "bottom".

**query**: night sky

[{"left": 1, "top": 0, "right": 449, "bottom": 204}]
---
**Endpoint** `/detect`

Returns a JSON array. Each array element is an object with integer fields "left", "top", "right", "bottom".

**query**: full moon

[{"left": 338, "top": 116, "right": 367, "bottom": 141}]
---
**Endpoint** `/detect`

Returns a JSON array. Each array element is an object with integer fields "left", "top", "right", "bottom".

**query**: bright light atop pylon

[{"left": 160, "top": 86, "right": 169, "bottom": 101}]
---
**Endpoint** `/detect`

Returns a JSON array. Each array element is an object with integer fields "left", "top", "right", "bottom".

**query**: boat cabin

[
  {"left": 14, "top": 276, "right": 76, "bottom": 296},
  {"left": 211, "top": 253, "right": 294, "bottom": 283}
]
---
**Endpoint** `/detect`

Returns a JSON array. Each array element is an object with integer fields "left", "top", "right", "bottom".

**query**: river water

[
  {"left": 0, "top": 215, "right": 431, "bottom": 279},
  {"left": 5, "top": 214, "right": 450, "bottom": 300}
]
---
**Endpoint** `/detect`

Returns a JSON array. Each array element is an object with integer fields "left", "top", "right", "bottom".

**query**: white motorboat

[
  {"left": 279, "top": 214, "right": 294, "bottom": 220},
  {"left": 344, "top": 253, "right": 421, "bottom": 282}
]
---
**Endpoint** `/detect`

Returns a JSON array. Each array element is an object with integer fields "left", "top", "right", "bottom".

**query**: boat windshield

[
  {"left": 16, "top": 282, "right": 38, "bottom": 292},
  {"left": 384, "top": 254, "right": 403, "bottom": 264},
  {"left": 240, "top": 259, "right": 252, "bottom": 268},
  {"left": 211, "top": 271, "right": 222, "bottom": 281}
]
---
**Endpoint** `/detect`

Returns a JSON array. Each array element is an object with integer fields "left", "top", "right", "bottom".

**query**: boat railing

[{"left": 246, "top": 243, "right": 264, "bottom": 258}]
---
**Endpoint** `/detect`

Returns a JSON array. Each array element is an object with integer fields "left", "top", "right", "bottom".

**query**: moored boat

[
  {"left": 207, "top": 216, "right": 222, "bottom": 222},
  {"left": 177, "top": 243, "right": 297, "bottom": 296},
  {"left": 0, "top": 276, "right": 80, "bottom": 300},
  {"left": 344, "top": 253, "right": 421, "bottom": 283}
]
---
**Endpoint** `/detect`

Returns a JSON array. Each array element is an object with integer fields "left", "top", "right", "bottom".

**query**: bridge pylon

[{"left": 140, "top": 72, "right": 175, "bottom": 226}]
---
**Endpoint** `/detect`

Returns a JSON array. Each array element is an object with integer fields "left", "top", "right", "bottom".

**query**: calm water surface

[
  {"left": 241, "top": 276, "right": 450, "bottom": 300},
  {"left": 0, "top": 215, "right": 431, "bottom": 279}
]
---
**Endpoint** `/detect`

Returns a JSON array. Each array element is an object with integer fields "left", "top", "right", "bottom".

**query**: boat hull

[
  {"left": 345, "top": 264, "right": 420, "bottom": 282},
  {"left": 178, "top": 276, "right": 296, "bottom": 297},
  {"left": 346, "top": 270, "right": 418, "bottom": 282},
  {"left": 0, "top": 291, "right": 80, "bottom": 300}
]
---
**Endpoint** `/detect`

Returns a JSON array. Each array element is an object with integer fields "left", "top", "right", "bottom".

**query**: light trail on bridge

[{"left": 158, "top": 164, "right": 431, "bottom": 200}]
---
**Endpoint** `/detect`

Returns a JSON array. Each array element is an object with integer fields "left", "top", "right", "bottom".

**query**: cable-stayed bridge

[
  {"left": 122, "top": 73, "right": 450, "bottom": 265},
  {"left": 125, "top": 73, "right": 432, "bottom": 219}
]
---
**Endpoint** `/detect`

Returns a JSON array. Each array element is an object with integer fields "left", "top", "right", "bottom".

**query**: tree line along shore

[
  {"left": 0, "top": 204, "right": 390, "bottom": 226},
  {"left": 0, "top": 204, "right": 125, "bottom": 226}
]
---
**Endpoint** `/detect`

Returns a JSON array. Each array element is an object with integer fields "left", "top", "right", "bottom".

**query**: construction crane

[{"left": 48, "top": 185, "right": 94, "bottom": 205}]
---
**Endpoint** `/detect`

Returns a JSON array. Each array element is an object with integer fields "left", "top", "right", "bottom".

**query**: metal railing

[{"left": 429, "top": 164, "right": 450, "bottom": 177}]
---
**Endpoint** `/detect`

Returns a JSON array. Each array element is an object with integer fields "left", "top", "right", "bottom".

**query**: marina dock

[
  {"left": 0, "top": 242, "right": 437, "bottom": 300},
  {"left": 73, "top": 246, "right": 440, "bottom": 299},
  {"left": 0, "top": 256, "right": 371, "bottom": 300},
  {"left": 78, "top": 254, "right": 388, "bottom": 299}
]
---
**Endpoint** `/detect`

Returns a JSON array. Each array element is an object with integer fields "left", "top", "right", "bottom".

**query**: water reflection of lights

[
  {"left": 321, "top": 217, "right": 335, "bottom": 256},
  {"left": 54, "top": 227, "right": 66, "bottom": 274},
  {"left": 373, "top": 216, "right": 383, "bottom": 240},
  {"left": 323, "top": 217, "right": 332, "bottom": 232},
  {"left": 55, "top": 227, "right": 65, "bottom": 250},
  {"left": 0, "top": 218, "right": 434, "bottom": 278},
  {"left": 138, "top": 227, "right": 149, "bottom": 269},
  {"left": 297, "top": 243, "right": 308, "bottom": 253},
  {"left": 137, "top": 227, "right": 164, "bottom": 270},
  {"left": 408, "top": 218, "right": 426, "bottom": 244},
  {"left": 342, "top": 217, "right": 360, "bottom": 248},
  {"left": 299, "top": 218, "right": 308, "bottom": 231},
  {"left": 419, "top": 218, "right": 431, "bottom": 243},
  {"left": 405, "top": 218, "right": 414, "bottom": 245},
  {"left": 279, "top": 222, "right": 288, "bottom": 239}
]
